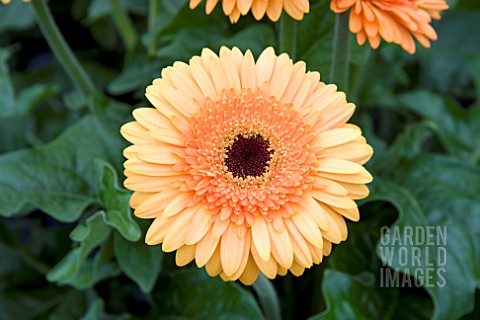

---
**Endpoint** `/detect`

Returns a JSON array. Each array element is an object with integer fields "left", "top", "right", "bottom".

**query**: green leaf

[
  {"left": 216, "top": 24, "right": 275, "bottom": 57},
  {"left": 0, "top": 285, "right": 68, "bottom": 320},
  {"left": 14, "top": 84, "right": 58, "bottom": 117},
  {"left": 0, "top": 115, "right": 124, "bottom": 221},
  {"left": 68, "top": 235, "right": 120, "bottom": 290},
  {"left": 113, "top": 233, "right": 162, "bottom": 293},
  {"left": 157, "top": 269, "right": 265, "bottom": 319},
  {"left": 414, "top": 10, "right": 480, "bottom": 100},
  {"left": 311, "top": 270, "right": 379, "bottom": 320},
  {"left": 48, "top": 291, "right": 88, "bottom": 320},
  {"left": 63, "top": 91, "right": 87, "bottom": 111},
  {"left": 311, "top": 269, "right": 432, "bottom": 320},
  {"left": 309, "top": 199, "right": 433, "bottom": 319},
  {"left": 102, "top": 209, "right": 140, "bottom": 242},
  {"left": 107, "top": 56, "right": 160, "bottom": 95},
  {"left": 298, "top": 1, "right": 369, "bottom": 83},
  {"left": 0, "top": 0, "right": 36, "bottom": 32},
  {"left": 0, "top": 242, "right": 22, "bottom": 277},
  {"left": 0, "top": 48, "right": 15, "bottom": 116},
  {"left": 48, "top": 211, "right": 112, "bottom": 285},
  {"left": 398, "top": 91, "right": 480, "bottom": 160},
  {"left": 94, "top": 159, "right": 140, "bottom": 242},
  {"left": 47, "top": 249, "right": 83, "bottom": 283},
  {"left": 372, "top": 156, "right": 480, "bottom": 320},
  {"left": 80, "top": 299, "right": 104, "bottom": 320}
]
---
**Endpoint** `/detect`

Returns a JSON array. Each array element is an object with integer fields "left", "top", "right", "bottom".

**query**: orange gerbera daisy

[
  {"left": 121, "top": 47, "right": 373, "bottom": 285},
  {"left": 330, "top": 0, "right": 449, "bottom": 54},
  {"left": 189, "top": 0, "right": 309, "bottom": 23}
]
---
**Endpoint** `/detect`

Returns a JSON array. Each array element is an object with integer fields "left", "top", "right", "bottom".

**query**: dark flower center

[{"left": 225, "top": 134, "right": 273, "bottom": 179}]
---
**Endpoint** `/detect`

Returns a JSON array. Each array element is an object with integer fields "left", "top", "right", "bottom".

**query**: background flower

[
  {"left": 121, "top": 46, "right": 373, "bottom": 284},
  {"left": 189, "top": 0, "right": 309, "bottom": 22},
  {"left": 330, "top": 0, "right": 449, "bottom": 53}
]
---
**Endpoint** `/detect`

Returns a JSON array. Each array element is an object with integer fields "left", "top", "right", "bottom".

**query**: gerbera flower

[
  {"left": 121, "top": 47, "right": 373, "bottom": 285},
  {"left": 189, "top": 0, "right": 309, "bottom": 23},
  {"left": 330, "top": 0, "right": 449, "bottom": 54}
]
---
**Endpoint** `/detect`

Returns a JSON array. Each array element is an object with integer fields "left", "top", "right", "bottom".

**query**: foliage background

[{"left": 0, "top": 0, "right": 479, "bottom": 319}]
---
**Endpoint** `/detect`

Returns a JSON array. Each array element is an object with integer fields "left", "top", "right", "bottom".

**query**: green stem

[
  {"left": 350, "top": 48, "right": 373, "bottom": 103},
  {"left": 279, "top": 14, "right": 297, "bottom": 59},
  {"left": 0, "top": 220, "right": 50, "bottom": 275},
  {"left": 148, "top": 0, "right": 160, "bottom": 56},
  {"left": 252, "top": 274, "right": 282, "bottom": 320},
  {"left": 330, "top": 12, "right": 351, "bottom": 93},
  {"left": 109, "top": 0, "right": 138, "bottom": 52},
  {"left": 31, "top": 0, "right": 95, "bottom": 100}
]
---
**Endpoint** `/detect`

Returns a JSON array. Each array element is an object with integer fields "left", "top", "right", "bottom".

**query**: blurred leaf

[
  {"left": 0, "top": 115, "right": 124, "bottom": 221},
  {"left": 373, "top": 121, "right": 435, "bottom": 171},
  {"left": 0, "top": 286, "right": 66, "bottom": 320},
  {"left": 95, "top": 160, "right": 140, "bottom": 241},
  {"left": 49, "top": 291, "right": 88, "bottom": 320},
  {"left": 0, "top": 65, "right": 55, "bottom": 154},
  {"left": 0, "top": 241, "right": 22, "bottom": 277},
  {"left": 158, "top": 269, "right": 265, "bottom": 319},
  {"left": 299, "top": 1, "right": 370, "bottom": 82},
  {"left": 0, "top": 116, "right": 31, "bottom": 153},
  {"left": 465, "top": 57, "right": 480, "bottom": 101},
  {"left": 158, "top": 26, "right": 223, "bottom": 60},
  {"left": 398, "top": 90, "right": 480, "bottom": 160},
  {"left": 86, "top": 0, "right": 149, "bottom": 24},
  {"left": 0, "top": 48, "right": 15, "bottom": 116},
  {"left": 456, "top": 0, "right": 480, "bottom": 9},
  {"left": 0, "top": 0, "right": 36, "bottom": 32},
  {"left": 63, "top": 91, "right": 87, "bottom": 111},
  {"left": 430, "top": 10, "right": 480, "bottom": 58},
  {"left": 113, "top": 233, "right": 162, "bottom": 293},
  {"left": 163, "top": 0, "right": 187, "bottom": 13},
  {"left": 98, "top": 1, "right": 217, "bottom": 93},
  {"left": 80, "top": 298, "right": 104, "bottom": 320},
  {"left": 15, "top": 84, "right": 58, "bottom": 116},
  {"left": 107, "top": 56, "right": 160, "bottom": 95},
  {"left": 217, "top": 24, "right": 275, "bottom": 56},
  {"left": 417, "top": 10, "right": 480, "bottom": 99}
]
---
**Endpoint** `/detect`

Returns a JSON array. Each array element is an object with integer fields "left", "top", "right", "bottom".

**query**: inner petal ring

[{"left": 180, "top": 88, "right": 317, "bottom": 227}]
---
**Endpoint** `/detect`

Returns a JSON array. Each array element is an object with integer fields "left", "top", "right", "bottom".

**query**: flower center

[{"left": 224, "top": 134, "right": 273, "bottom": 179}]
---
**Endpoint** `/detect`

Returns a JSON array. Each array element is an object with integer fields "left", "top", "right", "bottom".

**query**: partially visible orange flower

[
  {"left": 1, "top": 0, "right": 30, "bottom": 3},
  {"left": 330, "top": 0, "right": 449, "bottom": 54},
  {"left": 189, "top": 0, "right": 309, "bottom": 23},
  {"left": 121, "top": 47, "right": 373, "bottom": 285}
]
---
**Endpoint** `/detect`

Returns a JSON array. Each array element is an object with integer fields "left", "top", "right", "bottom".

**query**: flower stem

[
  {"left": 330, "top": 12, "right": 351, "bottom": 93},
  {"left": 253, "top": 274, "right": 282, "bottom": 320},
  {"left": 109, "top": 0, "right": 138, "bottom": 52},
  {"left": 148, "top": 0, "right": 160, "bottom": 56},
  {"left": 31, "top": 0, "right": 95, "bottom": 99},
  {"left": 350, "top": 48, "right": 373, "bottom": 102},
  {"left": 279, "top": 14, "right": 297, "bottom": 59}
]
